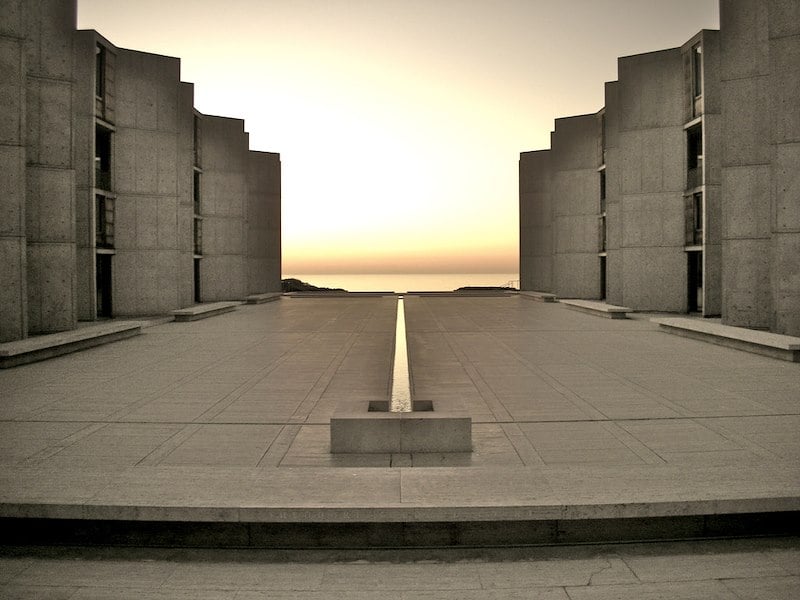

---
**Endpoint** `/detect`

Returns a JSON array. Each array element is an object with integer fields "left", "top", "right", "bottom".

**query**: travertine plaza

[{"left": 0, "top": 296, "right": 799, "bottom": 596}]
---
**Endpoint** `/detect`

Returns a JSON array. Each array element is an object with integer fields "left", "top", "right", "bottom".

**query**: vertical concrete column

[
  {"left": 0, "top": 0, "right": 28, "bottom": 341},
  {"left": 73, "top": 30, "right": 98, "bottom": 321},
  {"left": 519, "top": 150, "right": 553, "bottom": 292},
  {"left": 550, "top": 114, "right": 602, "bottom": 299},
  {"left": 246, "top": 150, "right": 282, "bottom": 294},
  {"left": 720, "top": 0, "right": 775, "bottom": 331},
  {"left": 176, "top": 82, "right": 196, "bottom": 309},
  {"left": 112, "top": 49, "right": 184, "bottom": 315},
  {"left": 768, "top": 3, "right": 800, "bottom": 336},
  {"left": 24, "top": 0, "right": 77, "bottom": 334},
  {"left": 199, "top": 116, "right": 249, "bottom": 301},
  {"left": 617, "top": 49, "right": 685, "bottom": 311},
  {"left": 697, "top": 30, "right": 723, "bottom": 317},
  {"left": 603, "top": 81, "right": 624, "bottom": 305}
]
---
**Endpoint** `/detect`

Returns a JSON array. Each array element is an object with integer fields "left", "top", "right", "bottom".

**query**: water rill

[
  {"left": 389, "top": 296, "right": 411, "bottom": 413},
  {"left": 329, "top": 295, "right": 472, "bottom": 454}
]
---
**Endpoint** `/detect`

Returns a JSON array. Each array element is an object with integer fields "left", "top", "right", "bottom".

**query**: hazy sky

[{"left": 77, "top": 0, "right": 719, "bottom": 274}]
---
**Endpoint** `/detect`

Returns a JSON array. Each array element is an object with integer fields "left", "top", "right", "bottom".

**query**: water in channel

[{"left": 389, "top": 296, "right": 412, "bottom": 412}]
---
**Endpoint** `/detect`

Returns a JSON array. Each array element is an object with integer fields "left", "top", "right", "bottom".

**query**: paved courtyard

[
  {"left": 0, "top": 296, "right": 798, "bottom": 595},
  {"left": 1, "top": 296, "right": 797, "bottom": 473},
  {"left": 1, "top": 297, "right": 797, "bottom": 496}
]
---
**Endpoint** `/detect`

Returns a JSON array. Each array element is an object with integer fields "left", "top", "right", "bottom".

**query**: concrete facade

[
  {"left": 1, "top": 0, "right": 78, "bottom": 342},
  {"left": 520, "top": 0, "right": 799, "bottom": 335},
  {"left": 720, "top": 0, "right": 800, "bottom": 336},
  {"left": 518, "top": 150, "right": 551, "bottom": 292},
  {"left": 617, "top": 48, "right": 686, "bottom": 312},
  {"left": 0, "top": 0, "right": 281, "bottom": 341},
  {"left": 247, "top": 150, "right": 282, "bottom": 295},
  {"left": 551, "top": 114, "right": 602, "bottom": 300},
  {"left": 198, "top": 116, "right": 250, "bottom": 301}
]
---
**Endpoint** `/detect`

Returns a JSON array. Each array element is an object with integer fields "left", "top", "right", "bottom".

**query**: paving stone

[{"left": 0, "top": 297, "right": 798, "bottom": 553}]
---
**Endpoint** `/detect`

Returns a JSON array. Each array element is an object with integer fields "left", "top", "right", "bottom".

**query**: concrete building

[
  {"left": 719, "top": 0, "right": 800, "bottom": 336},
  {"left": 520, "top": 0, "right": 799, "bottom": 336},
  {"left": 1, "top": 0, "right": 78, "bottom": 343},
  {"left": 0, "top": 0, "right": 281, "bottom": 343}
]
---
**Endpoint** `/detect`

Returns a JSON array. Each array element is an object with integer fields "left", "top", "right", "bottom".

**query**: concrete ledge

[
  {"left": 652, "top": 317, "right": 800, "bottom": 362},
  {"left": 406, "top": 290, "right": 514, "bottom": 297},
  {"left": 330, "top": 399, "right": 472, "bottom": 453},
  {"left": 0, "top": 322, "right": 142, "bottom": 369},
  {"left": 518, "top": 291, "right": 558, "bottom": 302},
  {"left": 561, "top": 299, "right": 631, "bottom": 319},
  {"left": 171, "top": 301, "right": 241, "bottom": 322},
  {"left": 286, "top": 292, "right": 395, "bottom": 298},
  {"left": 245, "top": 292, "right": 282, "bottom": 304}
]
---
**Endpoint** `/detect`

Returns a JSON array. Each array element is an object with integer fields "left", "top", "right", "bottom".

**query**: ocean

[{"left": 284, "top": 273, "right": 520, "bottom": 293}]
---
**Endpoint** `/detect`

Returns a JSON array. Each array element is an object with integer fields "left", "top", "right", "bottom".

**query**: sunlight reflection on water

[{"left": 389, "top": 296, "right": 411, "bottom": 413}]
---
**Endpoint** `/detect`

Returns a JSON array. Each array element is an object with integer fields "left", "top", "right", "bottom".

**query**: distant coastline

[
  {"left": 282, "top": 273, "right": 519, "bottom": 294},
  {"left": 281, "top": 278, "right": 346, "bottom": 293}
]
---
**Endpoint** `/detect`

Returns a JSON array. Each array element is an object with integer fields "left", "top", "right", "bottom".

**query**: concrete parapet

[
  {"left": 518, "top": 291, "right": 558, "bottom": 302},
  {"left": 652, "top": 317, "right": 800, "bottom": 362},
  {"left": 245, "top": 292, "right": 281, "bottom": 304},
  {"left": 406, "top": 290, "right": 514, "bottom": 297},
  {"left": 0, "top": 321, "right": 141, "bottom": 368},
  {"left": 561, "top": 299, "right": 631, "bottom": 319},
  {"left": 171, "top": 301, "right": 241, "bottom": 322},
  {"left": 286, "top": 292, "right": 395, "bottom": 298}
]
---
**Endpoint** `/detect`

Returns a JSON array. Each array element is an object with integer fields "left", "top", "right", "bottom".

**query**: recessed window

[
  {"left": 193, "top": 115, "right": 201, "bottom": 167},
  {"left": 692, "top": 44, "right": 703, "bottom": 99},
  {"left": 95, "top": 126, "right": 112, "bottom": 191},
  {"left": 599, "top": 214, "right": 607, "bottom": 252},
  {"left": 193, "top": 217, "right": 203, "bottom": 255},
  {"left": 95, "top": 44, "right": 106, "bottom": 99},
  {"left": 692, "top": 192, "right": 703, "bottom": 245},
  {"left": 600, "top": 170, "right": 606, "bottom": 205},
  {"left": 193, "top": 171, "right": 201, "bottom": 215},
  {"left": 95, "top": 194, "right": 114, "bottom": 248},
  {"left": 600, "top": 112, "right": 606, "bottom": 164},
  {"left": 686, "top": 124, "right": 703, "bottom": 189}
]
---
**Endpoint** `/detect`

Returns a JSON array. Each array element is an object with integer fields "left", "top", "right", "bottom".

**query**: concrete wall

[
  {"left": 603, "top": 81, "right": 623, "bottom": 305},
  {"left": 73, "top": 30, "right": 94, "bottom": 321},
  {"left": 618, "top": 48, "right": 686, "bottom": 311},
  {"left": 0, "top": 0, "right": 28, "bottom": 341},
  {"left": 519, "top": 150, "right": 552, "bottom": 292},
  {"left": 693, "top": 30, "right": 723, "bottom": 317},
  {"left": 246, "top": 151, "right": 282, "bottom": 294},
  {"left": 176, "top": 82, "right": 195, "bottom": 309},
  {"left": 90, "top": 47, "right": 188, "bottom": 316},
  {"left": 23, "top": 0, "right": 77, "bottom": 335},
  {"left": 199, "top": 115, "right": 249, "bottom": 301},
  {"left": 551, "top": 114, "right": 602, "bottom": 299},
  {"left": 769, "top": 2, "right": 800, "bottom": 335},
  {"left": 720, "top": 0, "right": 800, "bottom": 335}
]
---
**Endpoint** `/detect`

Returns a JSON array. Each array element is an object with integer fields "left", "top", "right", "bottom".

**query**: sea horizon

[{"left": 283, "top": 273, "right": 520, "bottom": 293}]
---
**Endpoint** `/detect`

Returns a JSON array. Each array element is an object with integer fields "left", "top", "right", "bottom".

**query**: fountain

[{"left": 330, "top": 296, "right": 472, "bottom": 453}]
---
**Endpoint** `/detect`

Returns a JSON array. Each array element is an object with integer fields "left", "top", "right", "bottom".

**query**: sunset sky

[{"left": 77, "top": 0, "right": 719, "bottom": 275}]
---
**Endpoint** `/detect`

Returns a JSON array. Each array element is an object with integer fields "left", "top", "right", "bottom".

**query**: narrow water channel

[{"left": 389, "top": 296, "right": 412, "bottom": 412}]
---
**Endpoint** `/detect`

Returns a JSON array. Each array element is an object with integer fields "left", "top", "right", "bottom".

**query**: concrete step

[
  {"left": 171, "top": 301, "right": 241, "bottom": 322},
  {"left": 0, "top": 322, "right": 142, "bottom": 368},
  {"left": 652, "top": 317, "right": 800, "bottom": 362},
  {"left": 561, "top": 299, "right": 632, "bottom": 319}
]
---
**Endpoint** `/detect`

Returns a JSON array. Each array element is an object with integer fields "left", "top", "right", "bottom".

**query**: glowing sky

[{"left": 77, "top": 0, "right": 719, "bottom": 274}]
